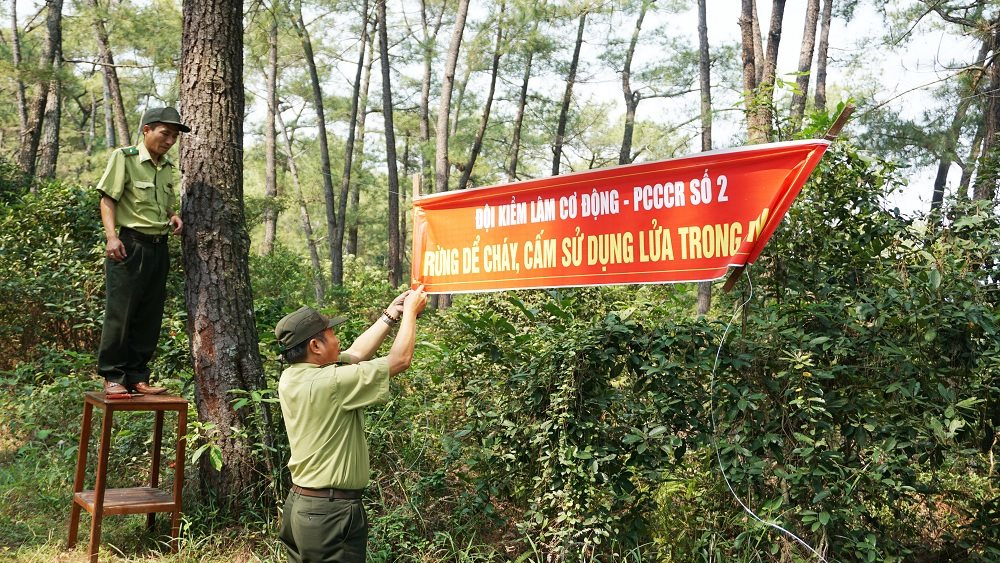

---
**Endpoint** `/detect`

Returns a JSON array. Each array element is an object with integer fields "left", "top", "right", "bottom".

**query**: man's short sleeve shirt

[
  {"left": 96, "top": 143, "right": 179, "bottom": 235},
  {"left": 278, "top": 355, "right": 391, "bottom": 489}
]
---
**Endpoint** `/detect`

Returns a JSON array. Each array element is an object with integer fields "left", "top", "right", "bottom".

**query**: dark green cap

[
  {"left": 275, "top": 306, "right": 347, "bottom": 351},
  {"left": 141, "top": 106, "right": 191, "bottom": 133}
]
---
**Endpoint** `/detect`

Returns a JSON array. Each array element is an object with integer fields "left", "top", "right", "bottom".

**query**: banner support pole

[{"left": 721, "top": 104, "right": 855, "bottom": 293}]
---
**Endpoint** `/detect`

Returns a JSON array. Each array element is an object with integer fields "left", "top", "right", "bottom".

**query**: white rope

[{"left": 709, "top": 267, "right": 830, "bottom": 563}]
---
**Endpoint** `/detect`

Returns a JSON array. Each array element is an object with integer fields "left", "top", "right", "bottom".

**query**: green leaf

[
  {"left": 928, "top": 268, "right": 941, "bottom": 289},
  {"left": 208, "top": 445, "right": 224, "bottom": 471}
]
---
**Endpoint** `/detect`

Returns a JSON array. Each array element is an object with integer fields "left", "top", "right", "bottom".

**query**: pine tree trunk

[
  {"left": 293, "top": 0, "right": 339, "bottom": 286},
  {"left": 11, "top": 0, "right": 28, "bottom": 136},
  {"left": 87, "top": 0, "right": 131, "bottom": 145},
  {"left": 87, "top": 92, "right": 97, "bottom": 154},
  {"left": 349, "top": 33, "right": 375, "bottom": 256},
  {"left": 696, "top": 0, "right": 713, "bottom": 316},
  {"left": 458, "top": 1, "right": 505, "bottom": 191},
  {"left": 450, "top": 63, "right": 472, "bottom": 138},
  {"left": 619, "top": 0, "right": 649, "bottom": 166},
  {"left": 418, "top": 0, "right": 445, "bottom": 185},
  {"left": 789, "top": 0, "right": 820, "bottom": 132},
  {"left": 38, "top": 11, "right": 63, "bottom": 181},
  {"left": 435, "top": 0, "right": 471, "bottom": 193},
  {"left": 741, "top": 0, "right": 785, "bottom": 144},
  {"left": 377, "top": 0, "right": 402, "bottom": 286},
  {"left": 334, "top": 0, "right": 369, "bottom": 284},
  {"left": 17, "top": 0, "right": 63, "bottom": 179},
  {"left": 931, "top": 39, "right": 989, "bottom": 213},
  {"left": 180, "top": 0, "right": 266, "bottom": 512},
  {"left": 553, "top": 12, "right": 587, "bottom": 176},
  {"left": 975, "top": 24, "right": 1000, "bottom": 202},
  {"left": 102, "top": 70, "right": 116, "bottom": 147},
  {"left": 38, "top": 56, "right": 62, "bottom": 179},
  {"left": 260, "top": 7, "right": 279, "bottom": 255},
  {"left": 507, "top": 41, "right": 534, "bottom": 181},
  {"left": 959, "top": 121, "right": 984, "bottom": 200},
  {"left": 278, "top": 112, "right": 326, "bottom": 303},
  {"left": 752, "top": 0, "right": 764, "bottom": 87},
  {"left": 813, "top": 0, "right": 833, "bottom": 110},
  {"left": 739, "top": 1, "right": 759, "bottom": 134}
]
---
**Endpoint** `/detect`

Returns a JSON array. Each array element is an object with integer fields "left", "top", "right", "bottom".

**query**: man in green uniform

[
  {"left": 275, "top": 286, "right": 427, "bottom": 562},
  {"left": 96, "top": 106, "right": 189, "bottom": 396}
]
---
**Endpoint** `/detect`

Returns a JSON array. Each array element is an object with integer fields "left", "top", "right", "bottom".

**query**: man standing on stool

[
  {"left": 96, "top": 107, "right": 189, "bottom": 396},
  {"left": 275, "top": 286, "right": 427, "bottom": 562}
]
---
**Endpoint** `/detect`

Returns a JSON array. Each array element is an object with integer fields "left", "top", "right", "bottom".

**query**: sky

[
  {"left": 13, "top": 0, "right": 974, "bottom": 215},
  {"left": 599, "top": 0, "right": 976, "bottom": 216}
]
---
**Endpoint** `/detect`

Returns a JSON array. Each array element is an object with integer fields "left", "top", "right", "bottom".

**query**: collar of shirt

[{"left": 136, "top": 141, "right": 174, "bottom": 168}]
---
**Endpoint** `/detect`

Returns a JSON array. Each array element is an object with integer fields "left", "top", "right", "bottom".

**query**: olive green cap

[
  {"left": 141, "top": 106, "right": 191, "bottom": 133},
  {"left": 275, "top": 306, "right": 347, "bottom": 351}
]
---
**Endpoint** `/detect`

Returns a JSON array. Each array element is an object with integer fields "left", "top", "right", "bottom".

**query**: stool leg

[
  {"left": 170, "top": 408, "right": 187, "bottom": 553},
  {"left": 68, "top": 400, "right": 94, "bottom": 548},
  {"left": 148, "top": 411, "right": 164, "bottom": 531},
  {"left": 88, "top": 406, "right": 114, "bottom": 563}
]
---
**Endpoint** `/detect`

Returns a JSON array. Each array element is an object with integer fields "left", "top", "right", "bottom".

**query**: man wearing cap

[
  {"left": 275, "top": 286, "right": 427, "bottom": 562},
  {"left": 95, "top": 106, "right": 190, "bottom": 396}
]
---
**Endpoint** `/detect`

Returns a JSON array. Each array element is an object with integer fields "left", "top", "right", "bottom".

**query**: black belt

[
  {"left": 291, "top": 484, "right": 363, "bottom": 500},
  {"left": 119, "top": 226, "right": 167, "bottom": 244}
]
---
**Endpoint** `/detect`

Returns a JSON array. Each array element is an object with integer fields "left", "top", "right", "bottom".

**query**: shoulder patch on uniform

[{"left": 122, "top": 146, "right": 139, "bottom": 156}]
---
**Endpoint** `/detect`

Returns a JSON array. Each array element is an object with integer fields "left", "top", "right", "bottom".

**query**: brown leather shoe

[
  {"left": 104, "top": 380, "right": 130, "bottom": 396},
  {"left": 132, "top": 382, "right": 167, "bottom": 395}
]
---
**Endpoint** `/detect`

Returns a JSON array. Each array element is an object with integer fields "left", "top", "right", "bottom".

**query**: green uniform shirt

[
  {"left": 96, "top": 143, "right": 179, "bottom": 235},
  {"left": 278, "top": 354, "right": 391, "bottom": 489}
]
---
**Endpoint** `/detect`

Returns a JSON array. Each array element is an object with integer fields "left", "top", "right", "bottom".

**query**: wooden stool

[{"left": 68, "top": 391, "right": 188, "bottom": 563}]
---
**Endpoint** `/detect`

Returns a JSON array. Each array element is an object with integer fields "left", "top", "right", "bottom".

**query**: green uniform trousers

[
  {"left": 278, "top": 490, "right": 368, "bottom": 563},
  {"left": 96, "top": 233, "right": 169, "bottom": 386}
]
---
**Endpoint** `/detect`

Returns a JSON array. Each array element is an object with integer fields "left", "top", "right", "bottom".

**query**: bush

[{"left": 0, "top": 179, "right": 105, "bottom": 370}]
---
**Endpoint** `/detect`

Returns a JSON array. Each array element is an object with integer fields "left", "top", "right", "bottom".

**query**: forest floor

[{"left": 0, "top": 400, "right": 280, "bottom": 563}]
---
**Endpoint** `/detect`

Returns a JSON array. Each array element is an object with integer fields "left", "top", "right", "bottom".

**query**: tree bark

[
  {"left": 11, "top": 0, "right": 28, "bottom": 136},
  {"left": 931, "top": 38, "right": 990, "bottom": 213},
  {"left": 434, "top": 0, "right": 471, "bottom": 193},
  {"left": 507, "top": 29, "right": 535, "bottom": 181},
  {"left": 334, "top": 0, "right": 370, "bottom": 285},
  {"left": 741, "top": 0, "right": 786, "bottom": 143},
  {"left": 959, "top": 121, "right": 984, "bottom": 200},
  {"left": 377, "top": 0, "right": 402, "bottom": 286},
  {"left": 87, "top": 0, "right": 131, "bottom": 146},
  {"left": 458, "top": 1, "right": 506, "bottom": 191},
  {"left": 974, "top": 22, "right": 1000, "bottom": 202},
  {"left": 813, "top": 0, "right": 833, "bottom": 110},
  {"left": 278, "top": 112, "right": 326, "bottom": 303},
  {"left": 260, "top": 6, "right": 279, "bottom": 256},
  {"left": 739, "top": 1, "right": 759, "bottom": 128},
  {"left": 180, "top": 0, "right": 265, "bottom": 512},
  {"left": 696, "top": 0, "right": 712, "bottom": 316},
  {"left": 292, "top": 0, "right": 339, "bottom": 285},
  {"left": 450, "top": 62, "right": 472, "bottom": 138},
  {"left": 418, "top": 0, "right": 445, "bottom": 185},
  {"left": 17, "top": 0, "right": 63, "bottom": 180},
  {"left": 789, "top": 0, "right": 820, "bottom": 132},
  {"left": 88, "top": 92, "right": 97, "bottom": 154},
  {"left": 752, "top": 0, "right": 764, "bottom": 87},
  {"left": 553, "top": 11, "right": 587, "bottom": 176},
  {"left": 619, "top": 0, "right": 649, "bottom": 166},
  {"left": 102, "top": 69, "right": 116, "bottom": 147},
  {"left": 38, "top": 52, "right": 62, "bottom": 179}
]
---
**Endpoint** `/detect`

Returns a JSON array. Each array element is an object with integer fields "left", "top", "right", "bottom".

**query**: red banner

[{"left": 411, "top": 140, "right": 830, "bottom": 293}]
